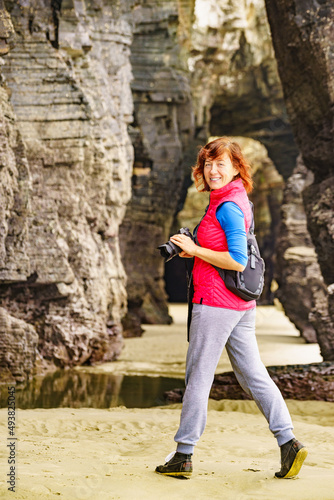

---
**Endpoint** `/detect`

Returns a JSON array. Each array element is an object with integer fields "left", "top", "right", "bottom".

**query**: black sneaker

[
  {"left": 155, "top": 451, "right": 193, "bottom": 478},
  {"left": 275, "top": 438, "right": 308, "bottom": 478}
]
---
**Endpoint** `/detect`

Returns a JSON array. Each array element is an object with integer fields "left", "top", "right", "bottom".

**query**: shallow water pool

[{"left": 0, "top": 371, "right": 184, "bottom": 409}]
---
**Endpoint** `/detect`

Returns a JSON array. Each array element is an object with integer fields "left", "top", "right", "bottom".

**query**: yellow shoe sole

[
  {"left": 283, "top": 447, "right": 308, "bottom": 478},
  {"left": 155, "top": 470, "right": 192, "bottom": 478}
]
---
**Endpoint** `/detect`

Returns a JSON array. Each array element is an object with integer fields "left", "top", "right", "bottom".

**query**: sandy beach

[{"left": 1, "top": 304, "right": 333, "bottom": 500}]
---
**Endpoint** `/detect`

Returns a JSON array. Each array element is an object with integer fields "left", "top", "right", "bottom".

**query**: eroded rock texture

[
  {"left": 265, "top": 0, "right": 334, "bottom": 359},
  {"left": 119, "top": 0, "right": 196, "bottom": 336},
  {"left": 0, "top": 0, "right": 13, "bottom": 55},
  {"left": 0, "top": 68, "right": 40, "bottom": 382},
  {"left": 0, "top": 307, "right": 38, "bottom": 383},
  {"left": 0, "top": 0, "right": 134, "bottom": 380},
  {"left": 275, "top": 156, "right": 324, "bottom": 343},
  {"left": 1, "top": 0, "right": 332, "bottom": 381}
]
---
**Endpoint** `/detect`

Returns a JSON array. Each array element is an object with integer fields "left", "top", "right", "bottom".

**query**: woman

[{"left": 155, "top": 137, "right": 307, "bottom": 479}]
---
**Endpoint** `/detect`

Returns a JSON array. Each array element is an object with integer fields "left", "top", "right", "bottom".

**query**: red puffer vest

[{"left": 193, "top": 178, "right": 256, "bottom": 310}]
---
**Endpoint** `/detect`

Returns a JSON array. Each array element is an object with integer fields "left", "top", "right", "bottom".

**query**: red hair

[{"left": 192, "top": 137, "right": 253, "bottom": 193}]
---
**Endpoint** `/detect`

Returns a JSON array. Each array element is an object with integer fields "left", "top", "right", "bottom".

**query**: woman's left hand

[{"left": 170, "top": 234, "right": 198, "bottom": 257}]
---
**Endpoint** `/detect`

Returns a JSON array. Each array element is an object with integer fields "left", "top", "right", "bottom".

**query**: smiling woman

[{"left": 155, "top": 136, "right": 308, "bottom": 481}]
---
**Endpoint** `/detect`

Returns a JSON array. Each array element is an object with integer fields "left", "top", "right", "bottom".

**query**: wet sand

[{"left": 0, "top": 304, "right": 333, "bottom": 500}]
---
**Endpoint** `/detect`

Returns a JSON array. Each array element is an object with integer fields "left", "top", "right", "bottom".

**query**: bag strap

[
  {"left": 193, "top": 203, "right": 209, "bottom": 243},
  {"left": 248, "top": 200, "right": 255, "bottom": 235}
]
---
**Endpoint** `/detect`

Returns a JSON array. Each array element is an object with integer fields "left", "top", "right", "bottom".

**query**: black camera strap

[{"left": 185, "top": 204, "right": 208, "bottom": 341}]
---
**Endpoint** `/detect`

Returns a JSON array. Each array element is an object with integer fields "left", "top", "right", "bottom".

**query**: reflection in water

[{"left": 0, "top": 370, "right": 185, "bottom": 409}]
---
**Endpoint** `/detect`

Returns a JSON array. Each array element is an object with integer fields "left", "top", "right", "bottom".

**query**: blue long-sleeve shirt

[{"left": 215, "top": 202, "right": 248, "bottom": 267}]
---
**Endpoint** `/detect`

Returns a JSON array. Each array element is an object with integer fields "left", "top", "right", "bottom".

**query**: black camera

[{"left": 157, "top": 227, "right": 194, "bottom": 262}]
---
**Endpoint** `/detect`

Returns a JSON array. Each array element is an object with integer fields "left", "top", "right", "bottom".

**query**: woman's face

[{"left": 203, "top": 152, "right": 239, "bottom": 190}]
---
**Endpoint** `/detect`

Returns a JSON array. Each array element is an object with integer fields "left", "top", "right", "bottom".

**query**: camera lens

[
  {"left": 158, "top": 244, "right": 170, "bottom": 259},
  {"left": 157, "top": 227, "right": 193, "bottom": 262},
  {"left": 158, "top": 241, "right": 181, "bottom": 262}
]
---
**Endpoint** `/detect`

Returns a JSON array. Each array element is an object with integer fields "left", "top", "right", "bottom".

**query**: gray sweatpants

[{"left": 174, "top": 304, "right": 295, "bottom": 455}]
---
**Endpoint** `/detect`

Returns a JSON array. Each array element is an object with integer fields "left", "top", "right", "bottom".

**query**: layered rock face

[
  {"left": 0, "top": 308, "right": 38, "bottom": 383},
  {"left": 1, "top": 0, "right": 332, "bottom": 382},
  {"left": 0, "top": 0, "right": 134, "bottom": 380},
  {"left": 265, "top": 0, "right": 334, "bottom": 359},
  {"left": 0, "top": 60, "right": 39, "bottom": 382},
  {"left": 275, "top": 156, "right": 324, "bottom": 343},
  {"left": 119, "top": 1, "right": 196, "bottom": 335}
]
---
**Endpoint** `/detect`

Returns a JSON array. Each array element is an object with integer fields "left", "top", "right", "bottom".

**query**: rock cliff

[
  {"left": 1, "top": 0, "right": 333, "bottom": 382},
  {"left": 0, "top": 0, "right": 134, "bottom": 380},
  {"left": 265, "top": 0, "right": 334, "bottom": 360},
  {"left": 119, "top": 0, "right": 196, "bottom": 335},
  {"left": 275, "top": 156, "right": 323, "bottom": 343}
]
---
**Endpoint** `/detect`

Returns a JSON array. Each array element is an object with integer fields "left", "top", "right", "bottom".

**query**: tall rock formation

[
  {"left": 265, "top": 0, "right": 334, "bottom": 359},
  {"left": 1, "top": 0, "right": 331, "bottom": 381},
  {"left": 275, "top": 156, "right": 323, "bottom": 343},
  {"left": 0, "top": 18, "right": 39, "bottom": 381},
  {"left": 0, "top": 0, "right": 134, "bottom": 381},
  {"left": 119, "top": 0, "right": 196, "bottom": 335}
]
